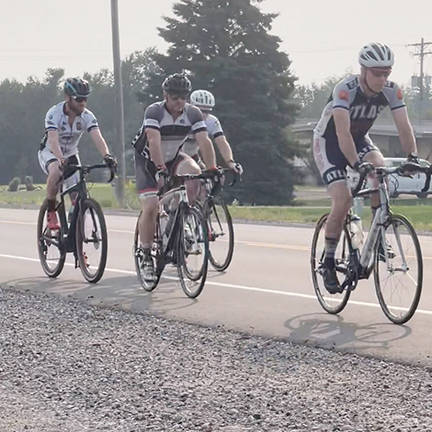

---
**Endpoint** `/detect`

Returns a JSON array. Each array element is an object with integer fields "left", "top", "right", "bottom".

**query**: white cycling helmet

[
  {"left": 359, "top": 43, "right": 394, "bottom": 68},
  {"left": 190, "top": 90, "right": 215, "bottom": 110}
]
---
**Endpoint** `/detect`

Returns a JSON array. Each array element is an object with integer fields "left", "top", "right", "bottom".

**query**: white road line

[{"left": 1, "top": 252, "right": 432, "bottom": 316}]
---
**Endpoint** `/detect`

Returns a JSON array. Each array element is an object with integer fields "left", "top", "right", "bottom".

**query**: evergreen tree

[{"left": 145, "top": 0, "right": 299, "bottom": 204}]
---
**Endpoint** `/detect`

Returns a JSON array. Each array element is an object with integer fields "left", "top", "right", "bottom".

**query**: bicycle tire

[
  {"left": 177, "top": 205, "right": 209, "bottom": 298},
  {"left": 206, "top": 196, "right": 235, "bottom": 272},
  {"left": 310, "top": 213, "right": 351, "bottom": 314},
  {"left": 374, "top": 213, "right": 423, "bottom": 324},
  {"left": 133, "top": 211, "right": 161, "bottom": 291},
  {"left": 75, "top": 198, "right": 108, "bottom": 283},
  {"left": 37, "top": 198, "right": 66, "bottom": 278}
]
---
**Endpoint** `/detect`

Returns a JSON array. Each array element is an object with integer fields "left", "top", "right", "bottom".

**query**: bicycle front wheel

[
  {"left": 37, "top": 199, "right": 66, "bottom": 278},
  {"left": 177, "top": 205, "right": 209, "bottom": 298},
  {"left": 205, "top": 197, "right": 234, "bottom": 272},
  {"left": 76, "top": 198, "right": 108, "bottom": 283},
  {"left": 310, "top": 214, "right": 351, "bottom": 314},
  {"left": 374, "top": 214, "right": 423, "bottom": 324}
]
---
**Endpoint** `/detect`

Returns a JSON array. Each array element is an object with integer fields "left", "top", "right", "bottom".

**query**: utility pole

[
  {"left": 408, "top": 38, "right": 432, "bottom": 124},
  {"left": 110, "top": 0, "right": 126, "bottom": 207}
]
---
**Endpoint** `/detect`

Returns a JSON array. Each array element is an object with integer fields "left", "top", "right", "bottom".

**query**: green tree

[
  {"left": 144, "top": 0, "right": 299, "bottom": 204},
  {"left": 0, "top": 69, "right": 64, "bottom": 185},
  {"left": 295, "top": 74, "right": 352, "bottom": 120}
]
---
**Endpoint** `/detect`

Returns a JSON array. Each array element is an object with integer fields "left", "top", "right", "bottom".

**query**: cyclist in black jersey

[
  {"left": 132, "top": 73, "right": 217, "bottom": 282},
  {"left": 313, "top": 43, "right": 419, "bottom": 294}
]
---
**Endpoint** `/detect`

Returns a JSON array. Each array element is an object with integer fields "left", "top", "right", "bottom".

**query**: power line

[{"left": 407, "top": 37, "right": 432, "bottom": 123}]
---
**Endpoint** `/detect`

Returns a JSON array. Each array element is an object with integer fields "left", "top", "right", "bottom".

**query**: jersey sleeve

[
  {"left": 84, "top": 109, "right": 99, "bottom": 132},
  {"left": 383, "top": 81, "right": 406, "bottom": 111},
  {"left": 331, "top": 79, "right": 354, "bottom": 111},
  {"left": 206, "top": 114, "right": 224, "bottom": 138},
  {"left": 44, "top": 106, "right": 60, "bottom": 131},
  {"left": 144, "top": 103, "right": 163, "bottom": 130},
  {"left": 187, "top": 105, "right": 207, "bottom": 134}
]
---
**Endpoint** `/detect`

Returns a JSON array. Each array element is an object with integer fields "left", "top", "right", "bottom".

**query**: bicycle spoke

[
  {"left": 76, "top": 199, "right": 108, "bottom": 283},
  {"left": 374, "top": 214, "right": 422, "bottom": 324},
  {"left": 37, "top": 199, "right": 66, "bottom": 278},
  {"left": 206, "top": 197, "right": 234, "bottom": 272},
  {"left": 177, "top": 207, "right": 209, "bottom": 298},
  {"left": 310, "top": 214, "right": 351, "bottom": 314}
]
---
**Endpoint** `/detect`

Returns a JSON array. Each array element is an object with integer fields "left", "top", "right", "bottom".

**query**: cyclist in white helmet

[
  {"left": 313, "top": 42, "right": 419, "bottom": 294},
  {"left": 185, "top": 89, "right": 243, "bottom": 176}
]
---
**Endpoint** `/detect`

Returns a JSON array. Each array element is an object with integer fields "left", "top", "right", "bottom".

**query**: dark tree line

[{"left": 0, "top": 0, "right": 301, "bottom": 205}]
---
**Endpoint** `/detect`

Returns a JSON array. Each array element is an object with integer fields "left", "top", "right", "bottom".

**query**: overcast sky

[{"left": 1, "top": 0, "right": 431, "bottom": 87}]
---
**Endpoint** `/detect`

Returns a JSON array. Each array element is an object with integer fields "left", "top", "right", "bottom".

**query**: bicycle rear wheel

[
  {"left": 177, "top": 205, "right": 209, "bottom": 298},
  {"left": 310, "top": 214, "right": 351, "bottom": 314},
  {"left": 37, "top": 199, "right": 66, "bottom": 278},
  {"left": 374, "top": 214, "right": 422, "bottom": 324},
  {"left": 133, "top": 211, "right": 161, "bottom": 291},
  {"left": 205, "top": 197, "right": 234, "bottom": 272},
  {"left": 76, "top": 198, "right": 108, "bottom": 283}
]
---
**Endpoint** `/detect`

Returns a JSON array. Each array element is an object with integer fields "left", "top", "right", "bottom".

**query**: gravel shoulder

[{"left": 1, "top": 287, "right": 432, "bottom": 432}]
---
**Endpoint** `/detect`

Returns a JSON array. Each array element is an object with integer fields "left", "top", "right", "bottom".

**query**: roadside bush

[
  {"left": 24, "top": 175, "right": 36, "bottom": 191},
  {"left": 8, "top": 177, "right": 20, "bottom": 192}
]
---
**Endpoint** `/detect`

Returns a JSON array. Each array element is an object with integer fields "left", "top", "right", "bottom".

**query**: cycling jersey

[
  {"left": 314, "top": 75, "right": 405, "bottom": 141},
  {"left": 313, "top": 75, "right": 405, "bottom": 186},
  {"left": 183, "top": 113, "right": 224, "bottom": 157},
  {"left": 132, "top": 101, "right": 207, "bottom": 163},
  {"left": 133, "top": 101, "right": 207, "bottom": 198},
  {"left": 40, "top": 102, "right": 99, "bottom": 158}
]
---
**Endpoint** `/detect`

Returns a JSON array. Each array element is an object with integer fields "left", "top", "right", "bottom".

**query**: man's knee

[
  {"left": 364, "top": 151, "right": 385, "bottom": 167},
  {"left": 47, "top": 161, "right": 62, "bottom": 178},
  {"left": 176, "top": 158, "right": 201, "bottom": 175},
  {"left": 329, "top": 182, "right": 352, "bottom": 214},
  {"left": 140, "top": 195, "right": 158, "bottom": 216}
]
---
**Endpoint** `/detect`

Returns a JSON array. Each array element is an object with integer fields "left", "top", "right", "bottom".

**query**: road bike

[
  {"left": 311, "top": 160, "right": 431, "bottom": 324},
  {"left": 133, "top": 171, "right": 223, "bottom": 298},
  {"left": 37, "top": 163, "right": 115, "bottom": 283}
]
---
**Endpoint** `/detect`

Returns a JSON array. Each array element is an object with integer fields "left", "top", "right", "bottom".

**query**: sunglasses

[
  {"left": 72, "top": 96, "right": 88, "bottom": 103},
  {"left": 367, "top": 68, "right": 392, "bottom": 79}
]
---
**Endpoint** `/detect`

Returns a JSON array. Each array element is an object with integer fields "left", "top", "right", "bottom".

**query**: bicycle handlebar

[
  {"left": 64, "top": 163, "right": 117, "bottom": 183},
  {"left": 351, "top": 161, "right": 432, "bottom": 197},
  {"left": 175, "top": 167, "right": 240, "bottom": 183}
]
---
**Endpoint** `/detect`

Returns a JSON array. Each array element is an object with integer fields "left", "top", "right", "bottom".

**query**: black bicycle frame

[{"left": 55, "top": 163, "right": 110, "bottom": 257}]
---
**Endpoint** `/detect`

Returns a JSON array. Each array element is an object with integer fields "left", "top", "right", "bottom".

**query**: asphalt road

[{"left": 1, "top": 207, "right": 432, "bottom": 367}]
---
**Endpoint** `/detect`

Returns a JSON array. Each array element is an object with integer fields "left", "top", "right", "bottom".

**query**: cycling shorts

[{"left": 313, "top": 134, "right": 380, "bottom": 186}]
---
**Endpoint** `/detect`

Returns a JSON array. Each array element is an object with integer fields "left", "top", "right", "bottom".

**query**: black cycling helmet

[
  {"left": 162, "top": 73, "right": 192, "bottom": 96},
  {"left": 64, "top": 77, "right": 91, "bottom": 97}
]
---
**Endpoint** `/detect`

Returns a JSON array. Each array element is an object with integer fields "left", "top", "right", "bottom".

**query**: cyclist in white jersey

[
  {"left": 38, "top": 77, "right": 116, "bottom": 231},
  {"left": 312, "top": 43, "right": 419, "bottom": 294},
  {"left": 184, "top": 90, "right": 243, "bottom": 176},
  {"left": 131, "top": 73, "right": 217, "bottom": 282}
]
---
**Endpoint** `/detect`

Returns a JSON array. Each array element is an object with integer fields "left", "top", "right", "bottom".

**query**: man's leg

[
  {"left": 175, "top": 154, "right": 201, "bottom": 205},
  {"left": 323, "top": 181, "right": 353, "bottom": 293},
  {"left": 135, "top": 151, "right": 159, "bottom": 281},
  {"left": 139, "top": 195, "right": 158, "bottom": 249},
  {"left": 45, "top": 158, "right": 63, "bottom": 231},
  {"left": 362, "top": 150, "right": 386, "bottom": 213}
]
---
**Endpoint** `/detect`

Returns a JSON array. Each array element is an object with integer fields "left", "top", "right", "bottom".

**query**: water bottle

[
  {"left": 160, "top": 211, "right": 168, "bottom": 238},
  {"left": 350, "top": 214, "right": 365, "bottom": 250},
  {"left": 68, "top": 204, "right": 74, "bottom": 223}
]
